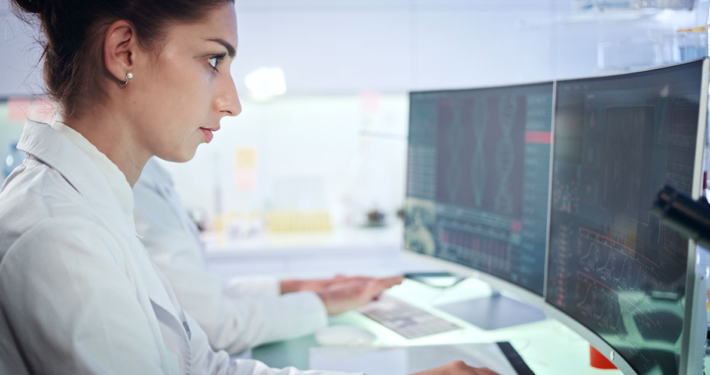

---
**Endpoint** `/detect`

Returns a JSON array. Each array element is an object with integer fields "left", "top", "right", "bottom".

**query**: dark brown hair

[{"left": 11, "top": 0, "right": 234, "bottom": 118}]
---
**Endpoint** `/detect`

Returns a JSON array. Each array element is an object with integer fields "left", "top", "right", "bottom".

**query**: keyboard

[{"left": 358, "top": 295, "right": 462, "bottom": 339}]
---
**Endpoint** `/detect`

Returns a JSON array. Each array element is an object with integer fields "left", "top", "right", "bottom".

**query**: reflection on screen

[
  {"left": 405, "top": 83, "right": 553, "bottom": 295},
  {"left": 545, "top": 60, "right": 704, "bottom": 374}
]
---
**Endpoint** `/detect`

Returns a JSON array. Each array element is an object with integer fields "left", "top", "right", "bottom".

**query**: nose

[{"left": 216, "top": 74, "right": 242, "bottom": 117}]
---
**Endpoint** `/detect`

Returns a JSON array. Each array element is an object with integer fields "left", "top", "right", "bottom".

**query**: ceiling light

[{"left": 245, "top": 67, "right": 287, "bottom": 101}]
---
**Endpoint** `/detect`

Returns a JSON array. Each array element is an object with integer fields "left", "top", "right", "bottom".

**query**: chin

[{"left": 157, "top": 147, "right": 198, "bottom": 164}]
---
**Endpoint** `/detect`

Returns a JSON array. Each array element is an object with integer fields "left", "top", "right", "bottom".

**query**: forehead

[{"left": 164, "top": 3, "right": 238, "bottom": 48}]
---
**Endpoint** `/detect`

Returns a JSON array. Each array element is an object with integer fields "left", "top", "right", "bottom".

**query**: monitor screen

[
  {"left": 545, "top": 60, "right": 705, "bottom": 374},
  {"left": 405, "top": 82, "right": 553, "bottom": 296}
]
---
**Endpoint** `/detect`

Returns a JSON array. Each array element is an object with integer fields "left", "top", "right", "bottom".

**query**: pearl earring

[{"left": 119, "top": 72, "right": 133, "bottom": 88}]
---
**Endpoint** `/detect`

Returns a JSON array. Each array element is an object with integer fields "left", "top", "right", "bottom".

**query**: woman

[{"left": 0, "top": 0, "right": 497, "bottom": 374}]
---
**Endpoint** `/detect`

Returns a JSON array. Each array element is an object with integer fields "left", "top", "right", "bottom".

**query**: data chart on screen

[{"left": 405, "top": 83, "right": 553, "bottom": 295}]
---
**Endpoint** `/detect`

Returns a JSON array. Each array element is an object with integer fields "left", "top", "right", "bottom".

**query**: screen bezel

[{"left": 678, "top": 57, "right": 708, "bottom": 375}]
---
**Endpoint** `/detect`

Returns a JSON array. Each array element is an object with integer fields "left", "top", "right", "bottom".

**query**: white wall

[
  {"left": 0, "top": 0, "right": 45, "bottom": 98},
  {"left": 0, "top": 0, "right": 703, "bottom": 225},
  {"left": 230, "top": 0, "right": 558, "bottom": 93},
  {"left": 3, "top": 0, "right": 699, "bottom": 97},
  {"left": 161, "top": 94, "right": 409, "bottom": 227}
]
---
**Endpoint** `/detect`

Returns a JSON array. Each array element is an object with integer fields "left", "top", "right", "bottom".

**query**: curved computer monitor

[
  {"left": 544, "top": 59, "right": 708, "bottom": 375},
  {"left": 403, "top": 81, "right": 554, "bottom": 308}
]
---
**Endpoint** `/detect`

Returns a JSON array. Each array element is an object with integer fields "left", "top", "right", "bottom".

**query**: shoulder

[
  {"left": 1, "top": 216, "right": 122, "bottom": 276},
  {"left": 0, "top": 159, "right": 114, "bottom": 262},
  {"left": 0, "top": 158, "right": 93, "bottom": 228},
  {"left": 1, "top": 157, "right": 85, "bottom": 216},
  {"left": 12, "top": 216, "right": 116, "bottom": 253}
]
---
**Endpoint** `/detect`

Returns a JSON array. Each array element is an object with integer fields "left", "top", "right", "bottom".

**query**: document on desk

[{"left": 309, "top": 342, "right": 533, "bottom": 375}]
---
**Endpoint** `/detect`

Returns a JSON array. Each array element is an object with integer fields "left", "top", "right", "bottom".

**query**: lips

[{"left": 200, "top": 126, "right": 220, "bottom": 143}]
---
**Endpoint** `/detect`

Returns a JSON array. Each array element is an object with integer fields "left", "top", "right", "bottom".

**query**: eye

[{"left": 207, "top": 53, "right": 227, "bottom": 72}]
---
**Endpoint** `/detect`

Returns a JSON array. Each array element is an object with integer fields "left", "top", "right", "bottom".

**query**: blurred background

[{"left": 1, "top": 0, "right": 709, "bottom": 258}]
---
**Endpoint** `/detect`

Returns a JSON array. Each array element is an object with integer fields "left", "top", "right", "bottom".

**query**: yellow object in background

[
  {"left": 677, "top": 26, "right": 707, "bottom": 33},
  {"left": 267, "top": 210, "right": 332, "bottom": 232},
  {"left": 235, "top": 147, "right": 257, "bottom": 169},
  {"left": 234, "top": 147, "right": 258, "bottom": 192}
]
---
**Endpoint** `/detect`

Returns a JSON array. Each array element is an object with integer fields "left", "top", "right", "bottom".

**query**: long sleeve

[
  {"left": 223, "top": 276, "right": 282, "bottom": 298},
  {"left": 0, "top": 218, "right": 171, "bottom": 375},
  {"left": 133, "top": 163, "right": 328, "bottom": 355}
]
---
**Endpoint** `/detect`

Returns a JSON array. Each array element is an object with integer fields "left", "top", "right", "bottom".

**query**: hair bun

[{"left": 11, "top": 0, "right": 47, "bottom": 15}]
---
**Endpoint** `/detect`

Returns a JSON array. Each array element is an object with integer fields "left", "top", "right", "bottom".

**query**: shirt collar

[
  {"left": 18, "top": 120, "right": 135, "bottom": 236},
  {"left": 50, "top": 122, "right": 135, "bottom": 217}
]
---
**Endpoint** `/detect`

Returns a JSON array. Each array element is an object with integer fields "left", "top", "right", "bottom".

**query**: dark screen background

[{"left": 546, "top": 60, "right": 703, "bottom": 374}]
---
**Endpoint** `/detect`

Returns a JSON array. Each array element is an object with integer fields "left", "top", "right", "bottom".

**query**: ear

[{"left": 103, "top": 20, "right": 137, "bottom": 84}]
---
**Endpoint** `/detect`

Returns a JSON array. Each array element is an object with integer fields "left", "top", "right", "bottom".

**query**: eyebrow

[{"left": 206, "top": 38, "right": 236, "bottom": 58}]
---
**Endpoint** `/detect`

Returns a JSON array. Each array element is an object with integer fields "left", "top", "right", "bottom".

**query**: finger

[
  {"left": 331, "top": 276, "right": 372, "bottom": 285},
  {"left": 378, "top": 275, "right": 404, "bottom": 287},
  {"left": 347, "top": 276, "right": 377, "bottom": 283},
  {"left": 387, "top": 275, "right": 405, "bottom": 283},
  {"left": 364, "top": 280, "right": 394, "bottom": 300}
]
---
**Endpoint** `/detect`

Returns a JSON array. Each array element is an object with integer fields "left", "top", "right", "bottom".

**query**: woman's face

[{"left": 129, "top": 3, "right": 241, "bottom": 162}]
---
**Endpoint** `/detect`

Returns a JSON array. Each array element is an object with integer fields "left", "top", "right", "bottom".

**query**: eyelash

[{"left": 207, "top": 53, "right": 227, "bottom": 72}]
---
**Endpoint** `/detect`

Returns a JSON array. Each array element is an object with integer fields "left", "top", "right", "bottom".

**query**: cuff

[{"left": 223, "top": 276, "right": 281, "bottom": 298}]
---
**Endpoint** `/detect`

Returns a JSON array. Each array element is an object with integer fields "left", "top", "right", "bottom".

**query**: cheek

[
  {"left": 158, "top": 66, "right": 204, "bottom": 117},
  {"left": 144, "top": 62, "right": 212, "bottom": 138},
  {"left": 132, "top": 53, "right": 218, "bottom": 161}
]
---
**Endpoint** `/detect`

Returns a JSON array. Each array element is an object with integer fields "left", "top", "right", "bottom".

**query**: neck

[{"left": 63, "top": 106, "right": 150, "bottom": 187}]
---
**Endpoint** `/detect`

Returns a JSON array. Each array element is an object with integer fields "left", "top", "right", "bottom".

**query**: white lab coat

[
  {"left": 0, "top": 120, "right": 357, "bottom": 375},
  {"left": 134, "top": 158, "right": 328, "bottom": 355}
]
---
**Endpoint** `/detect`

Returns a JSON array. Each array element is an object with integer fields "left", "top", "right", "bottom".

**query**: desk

[
  {"left": 206, "top": 230, "right": 710, "bottom": 374},
  {"left": 251, "top": 278, "right": 625, "bottom": 374}
]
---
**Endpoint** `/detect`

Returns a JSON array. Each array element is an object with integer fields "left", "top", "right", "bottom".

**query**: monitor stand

[{"left": 435, "top": 291, "right": 546, "bottom": 330}]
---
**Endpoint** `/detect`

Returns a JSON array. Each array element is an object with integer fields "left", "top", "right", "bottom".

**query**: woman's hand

[
  {"left": 280, "top": 275, "right": 392, "bottom": 294},
  {"left": 313, "top": 276, "right": 403, "bottom": 315},
  {"left": 411, "top": 361, "right": 500, "bottom": 375}
]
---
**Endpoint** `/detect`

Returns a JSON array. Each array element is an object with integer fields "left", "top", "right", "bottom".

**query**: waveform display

[{"left": 546, "top": 60, "right": 703, "bottom": 375}]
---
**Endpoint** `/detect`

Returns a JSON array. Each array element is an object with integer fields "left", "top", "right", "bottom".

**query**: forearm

[{"left": 280, "top": 279, "right": 304, "bottom": 294}]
